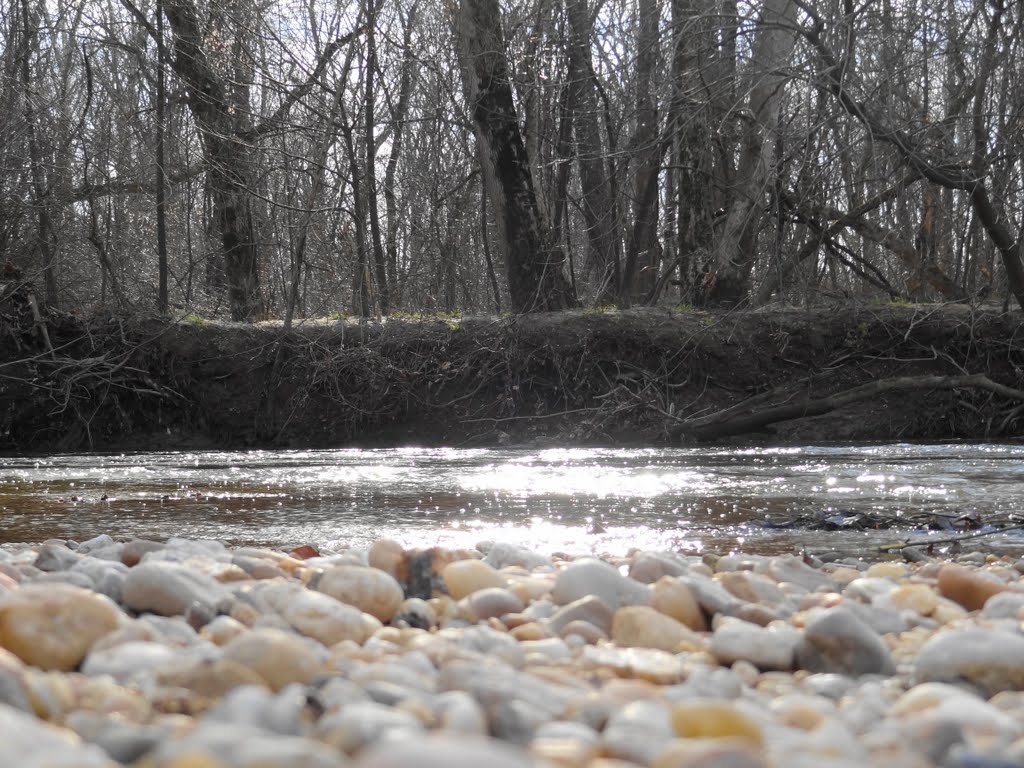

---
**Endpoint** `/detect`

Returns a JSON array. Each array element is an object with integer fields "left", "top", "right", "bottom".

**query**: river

[{"left": 1, "top": 444, "right": 1023, "bottom": 558}]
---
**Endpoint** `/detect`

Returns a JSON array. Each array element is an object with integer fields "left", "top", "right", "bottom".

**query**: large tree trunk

[
  {"left": 702, "top": 0, "right": 798, "bottom": 307},
  {"left": 159, "top": 0, "right": 263, "bottom": 321},
  {"left": 456, "top": 0, "right": 577, "bottom": 313}
]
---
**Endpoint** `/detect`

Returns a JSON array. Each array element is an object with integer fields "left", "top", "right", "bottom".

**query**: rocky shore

[{"left": 1, "top": 535, "right": 1023, "bottom": 768}]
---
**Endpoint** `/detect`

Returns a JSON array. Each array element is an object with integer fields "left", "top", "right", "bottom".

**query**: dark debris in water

[{"left": 761, "top": 509, "right": 1017, "bottom": 533}]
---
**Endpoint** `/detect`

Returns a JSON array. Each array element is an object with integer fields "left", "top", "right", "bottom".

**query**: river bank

[
  {"left": 2, "top": 302, "right": 1023, "bottom": 453},
  {"left": 1, "top": 534, "right": 1023, "bottom": 767}
]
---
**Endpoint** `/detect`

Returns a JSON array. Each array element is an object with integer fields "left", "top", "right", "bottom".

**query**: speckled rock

[
  {"left": 913, "top": 628, "right": 1024, "bottom": 696},
  {"left": 222, "top": 627, "right": 325, "bottom": 691},
  {"left": 316, "top": 565, "right": 404, "bottom": 623},
  {"left": 552, "top": 559, "right": 650, "bottom": 610},
  {"left": 0, "top": 583, "right": 122, "bottom": 671},
  {"left": 796, "top": 605, "right": 895, "bottom": 676}
]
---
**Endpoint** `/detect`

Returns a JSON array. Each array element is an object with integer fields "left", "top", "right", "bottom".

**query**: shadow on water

[{"left": 2, "top": 444, "right": 1023, "bottom": 558}]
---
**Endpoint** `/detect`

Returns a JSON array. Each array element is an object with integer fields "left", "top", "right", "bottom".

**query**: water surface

[{"left": 2, "top": 444, "right": 1023, "bottom": 557}]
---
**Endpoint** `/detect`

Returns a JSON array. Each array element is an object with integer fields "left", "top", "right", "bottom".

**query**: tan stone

[
  {"left": 649, "top": 577, "right": 707, "bottom": 631},
  {"left": 158, "top": 657, "right": 268, "bottom": 699},
  {"left": 442, "top": 559, "right": 507, "bottom": 599},
  {"left": 888, "top": 583, "right": 940, "bottom": 616},
  {"left": 316, "top": 565, "right": 404, "bottom": 622},
  {"left": 222, "top": 628, "right": 323, "bottom": 691},
  {"left": 368, "top": 539, "right": 405, "bottom": 581},
  {"left": 866, "top": 562, "right": 908, "bottom": 580},
  {"left": 937, "top": 564, "right": 1008, "bottom": 611},
  {"left": 671, "top": 701, "right": 763, "bottom": 746},
  {"left": 0, "top": 583, "right": 121, "bottom": 671},
  {"left": 611, "top": 606, "right": 702, "bottom": 652}
]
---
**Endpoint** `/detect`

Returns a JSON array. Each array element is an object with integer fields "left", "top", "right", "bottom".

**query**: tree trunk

[
  {"left": 456, "top": 0, "right": 577, "bottom": 313},
  {"left": 160, "top": 0, "right": 263, "bottom": 321},
  {"left": 565, "top": 0, "right": 620, "bottom": 303},
  {"left": 702, "top": 0, "right": 798, "bottom": 307},
  {"left": 364, "top": 0, "right": 389, "bottom": 315}
]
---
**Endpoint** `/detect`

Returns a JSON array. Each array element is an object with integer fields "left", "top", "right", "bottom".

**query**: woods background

[{"left": 2, "top": 0, "right": 1023, "bottom": 322}]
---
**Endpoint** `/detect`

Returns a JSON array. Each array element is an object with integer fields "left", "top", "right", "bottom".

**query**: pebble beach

[{"left": 2, "top": 535, "right": 1024, "bottom": 768}]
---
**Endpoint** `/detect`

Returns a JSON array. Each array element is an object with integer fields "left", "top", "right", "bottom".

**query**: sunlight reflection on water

[{"left": 1, "top": 443, "right": 1023, "bottom": 557}]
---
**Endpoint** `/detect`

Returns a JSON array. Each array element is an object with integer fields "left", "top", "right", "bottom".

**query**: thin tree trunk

[
  {"left": 456, "top": 0, "right": 577, "bottom": 312},
  {"left": 364, "top": 0, "right": 389, "bottom": 315},
  {"left": 155, "top": 0, "right": 169, "bottom": 313}
]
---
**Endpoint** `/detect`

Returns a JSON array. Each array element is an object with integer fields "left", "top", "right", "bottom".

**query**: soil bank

[{"left": 2, "top": 303, "right": 1023, "bottom": 453}]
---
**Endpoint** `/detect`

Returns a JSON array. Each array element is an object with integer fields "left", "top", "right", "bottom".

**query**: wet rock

[
  {"left": 316, "top": 565, "right": 404, "bottom": 623},
  {"left": 552, "top": 559, "right": 650, "bottom": 610},
  {"left": 796, "top": 605, "right": 895, "bottom": 676},
  {"left": 122, "top": 560, "right": 231, "bottom": 617},
  {"left": 913, "top": 628, "right": 1024, "bottom": 696},
  {"left": 0, "top": 583, "right": 122, "bottom": 671}
]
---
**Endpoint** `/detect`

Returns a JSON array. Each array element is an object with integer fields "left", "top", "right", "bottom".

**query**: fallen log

[{"left": 672, "top": 373, "right": 1024, "bottom": 441}]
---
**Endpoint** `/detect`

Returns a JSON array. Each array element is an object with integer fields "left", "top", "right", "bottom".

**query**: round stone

[
  {"left": 0, "top": 583, "right": 122, "bottom": 671},
  {"left": 611, "top": 606, "right": 702, "bottom": 652},
  {"left": 650, "top": 576, "right": 707, "bottom": 631},
  {"left": 937, "top": 564, "right": 1009, "bottom": 611},
  {"left": 671, "top": 701, "right": 763, "bottom": 746},
  {"left": 442, "top": 559, "right": 507, "bottom": 600},
  {"left": 221, "top": 628, "right": 324, "bottom": 691},
  {"left": 316, "top": 565, "right": 404, "bottom": 622}
]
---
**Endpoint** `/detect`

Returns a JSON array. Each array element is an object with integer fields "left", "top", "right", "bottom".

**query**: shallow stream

[{"left": 2, "top": 444, "right": 1023, "bottom": 558}]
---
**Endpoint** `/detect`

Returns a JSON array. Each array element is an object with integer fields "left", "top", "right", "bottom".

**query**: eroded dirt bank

[{"left": 2, "top": 303, "right": 1023, "bottom": 453}]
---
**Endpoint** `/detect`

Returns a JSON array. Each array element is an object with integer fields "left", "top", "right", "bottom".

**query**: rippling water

[{"left": 1, "top": 444, "right": 1023, "bottom": 557}]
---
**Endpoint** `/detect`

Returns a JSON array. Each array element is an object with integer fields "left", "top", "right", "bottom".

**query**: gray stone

[
  {"left": 547, "top": 594, "right": 614, "bottom": 635},
  {"left": 122, "top": 560, "right": 231, "bottom": 617},
  {"left": 796, "top": 605, "right": 896, "bottom": 676},
  {"left": 980, "top": 591, "right": 1024, "bottom": 619},
  {"left": 358, "top": 734, "right": 536, "bottom": 768},
  {"left": 913, "top": 628, "right": 1024, "bottom": 696},
  {"left": 710, "top": 619, "right": 801, "bottom": 670},
  {"left": 551, "top": 558, "right": 649, "bottom": 610},
  {"left": 677, "top": 573, "right": 745, "bottom": 616},
  {"left": 33, "top": 542, "right": 82, "bottom": 572},
  {"left": 483, "top": 542, "right": 550, "bottom": 571}
]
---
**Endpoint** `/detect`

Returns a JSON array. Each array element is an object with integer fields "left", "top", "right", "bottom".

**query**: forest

[{"left": 2, "top": 0, "right": 1023, "bottom": 321}]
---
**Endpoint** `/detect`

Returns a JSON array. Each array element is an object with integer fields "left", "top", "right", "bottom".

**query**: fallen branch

[{"left": 673, "top": 373, "right": 1024, "bottom": 441}]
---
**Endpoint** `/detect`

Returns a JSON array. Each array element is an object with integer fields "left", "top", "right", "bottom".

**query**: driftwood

[{"left": 672, "top": 373, "right": 1024, "bottom": 441}]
